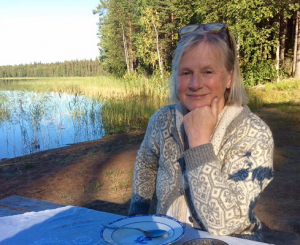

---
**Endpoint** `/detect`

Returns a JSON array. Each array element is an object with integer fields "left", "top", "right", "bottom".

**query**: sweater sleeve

[
  {"left": 128, "top": 111, "right": 161, "bottom": 216},
  {"left": 182, "top": 114, "right": 274, "bottom": 236}
]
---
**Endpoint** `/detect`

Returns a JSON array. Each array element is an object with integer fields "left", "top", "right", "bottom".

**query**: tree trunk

[
  {"left": 121, "top": 23, "right": 130, "bottom": 74},
  {"left": 152, "top": 20, "right": 163, "bottom": 79},
  {"left": 276, "top": 46, "right": 280, "bottom": 82},
  {"left": 236, "top": 16, "right": 240, "bottom": 58},
  {"left": 294, "top": 11, "right": 300, "bottom": 78},
  {"left": 127, "top": 8, "right": 134, "bottom": 73},
  {"left": 276, "top": 14, "right": 280, "bottom": 82},
  {"left": 280, "top": 15, "right": 287, "bottom": 67},
  {"left": 170, "top": 11, "right": 175, "bottom": 48}
]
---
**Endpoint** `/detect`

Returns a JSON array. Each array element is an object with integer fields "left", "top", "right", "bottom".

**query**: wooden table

[{"left": 0, "top": 195, "right": 273, "bottom": 245}]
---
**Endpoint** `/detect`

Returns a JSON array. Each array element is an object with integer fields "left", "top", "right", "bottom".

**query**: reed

[
  {"left": 3, "top": 76, "right": 299, "bottom": 135},
  {"left": 0, "top": 93, "right": 9, "bottom": 123},
  {"left": 0, "top": 76, "right": 170, "bottom": 134},
  {"left": 0, "top": 76, "right": 168, "bottom": 100},
  {"left": 99, "top": 76, "right": 169, "bottom": 133}
]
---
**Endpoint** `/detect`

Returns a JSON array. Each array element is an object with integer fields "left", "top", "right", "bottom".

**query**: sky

[{"left": 0, "top": 0, "right": 100, "bottom": 66}]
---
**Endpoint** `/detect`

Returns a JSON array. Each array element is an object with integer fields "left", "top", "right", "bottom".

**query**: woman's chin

[{"left": 186, "top": 103, "right": 210, "bottom": 111}]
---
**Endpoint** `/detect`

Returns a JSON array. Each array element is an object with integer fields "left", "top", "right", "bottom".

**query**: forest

[
  {"left": 94, "top": 0, "right": 300, "bottom": 86},
  {"left": 1, "top": 0, "right": 300, "bottom": 87},
  {"left": 0, "top": 59, "right": 104, "bottom": 78}
]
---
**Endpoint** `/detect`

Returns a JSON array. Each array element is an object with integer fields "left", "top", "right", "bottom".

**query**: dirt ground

[{"left": 0, "top": 108, "right": 300, "bottom": 245}]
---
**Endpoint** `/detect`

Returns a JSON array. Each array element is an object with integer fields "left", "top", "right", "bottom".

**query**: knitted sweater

[{"left": 129, "top": 103, "right": 274, "bottom": 241}]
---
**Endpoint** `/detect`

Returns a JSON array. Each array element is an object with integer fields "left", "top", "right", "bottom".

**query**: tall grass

[
  {"left": 100, "top": 76, "right": 169, "bottom": 133},
  {"left": 0, "top": 76, "right": 168, "bottom": 99},
  {"left": 247, "top": 79, "right": 300, "bottom": 105},
  {"left": 0, "top": 76, "right": 170, "bottom": 133},
  {"left": 0, "top": 93, "right": 10, "bottom": 124},
  {"left": 247, "top": 78, "right": 300, "bottom": 121},
  {"left": 0, "top": 77, "right": 130, "bottom": 98},
  {"left": 2, "top": 76, "right": 299, "bottom": 133}
]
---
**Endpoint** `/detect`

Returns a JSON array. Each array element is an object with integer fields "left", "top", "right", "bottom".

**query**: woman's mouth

[{"left": 187, "top": 93, "right": 209, "bottom": 99}]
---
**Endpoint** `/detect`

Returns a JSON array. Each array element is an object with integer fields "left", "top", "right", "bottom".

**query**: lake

[{"left": 0, "top": 91, "right": 104, "bottom": 160}]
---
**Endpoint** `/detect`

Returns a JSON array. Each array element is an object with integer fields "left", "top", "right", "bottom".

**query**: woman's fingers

[
  {"left": 211, "top": 97, "right": 219, "bottom": 119},
  {"left": 184, "top": 97, "right": 219, "bottom": 148}
]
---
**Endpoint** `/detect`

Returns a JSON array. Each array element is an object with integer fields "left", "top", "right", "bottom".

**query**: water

[{"left": 0, "top": 91, "right": 105, "bottom": 160}]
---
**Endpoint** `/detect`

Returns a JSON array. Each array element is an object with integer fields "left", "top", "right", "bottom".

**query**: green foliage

[
  {"left": 93, "top": 0, "right": 299, "bottom": 84},
  {"left": 242, "top": 60, "right": 277, "bottom": 87},
  {"left": 94, "top": 0, "right": 136, "bottom": 77},
  {"left": 135, "top": 6, "right": 160, "bottom": 71}
]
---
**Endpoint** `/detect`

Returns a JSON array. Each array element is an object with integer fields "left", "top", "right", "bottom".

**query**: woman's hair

[{"left": 169, "top": 29, "right": 248, "bottom": 106}]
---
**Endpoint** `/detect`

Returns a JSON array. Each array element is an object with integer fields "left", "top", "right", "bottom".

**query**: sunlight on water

[{"left": 0, "top": 91, "right": 104, "bottom": 160}]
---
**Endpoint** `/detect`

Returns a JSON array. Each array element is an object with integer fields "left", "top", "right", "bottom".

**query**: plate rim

[{"left": 100, "top": 214, "right": 185, "bottom": 245}]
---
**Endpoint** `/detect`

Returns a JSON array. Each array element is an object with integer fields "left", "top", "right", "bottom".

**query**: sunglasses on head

[{"left": 178, "top": 23, "right": 232, "bottom": 50}]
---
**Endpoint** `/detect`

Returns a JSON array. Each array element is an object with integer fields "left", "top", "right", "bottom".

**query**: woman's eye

[
  {"left": 205, "top": 70, "right": 212, "bottom": 74},
  {"left": 181, "top": 71, "right": 190, "bottom": 76}
]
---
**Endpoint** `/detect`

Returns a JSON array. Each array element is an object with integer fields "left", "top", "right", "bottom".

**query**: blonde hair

[{"left": 170, "top": 30, "right": 248, "bottom": 106}]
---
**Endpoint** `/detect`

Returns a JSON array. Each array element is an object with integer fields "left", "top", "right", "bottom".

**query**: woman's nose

[{"left": 189, "top": 74, "right": 203, "bottom": 91}]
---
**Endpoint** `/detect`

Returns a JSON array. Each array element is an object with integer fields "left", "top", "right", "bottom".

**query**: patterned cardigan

[{"left": 129, "top": 103, "right": 274, "bottom": 241}]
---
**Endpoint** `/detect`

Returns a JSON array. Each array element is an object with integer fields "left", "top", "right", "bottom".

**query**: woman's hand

[{"left": 183, "top": 97, "right": 219, "bottom": 148}]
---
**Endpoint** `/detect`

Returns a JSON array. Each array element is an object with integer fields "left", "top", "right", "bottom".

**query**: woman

[{"left": 129, "top": 23, "right": 274, "bottom": 241}]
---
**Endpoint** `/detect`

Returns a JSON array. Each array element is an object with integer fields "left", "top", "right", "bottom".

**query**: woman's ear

[{"left": 226, "top": 70, "right": 233, "bottom": 89}]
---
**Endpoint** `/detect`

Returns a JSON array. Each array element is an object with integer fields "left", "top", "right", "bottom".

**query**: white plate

[{"left": 100, "top": 214, "right": 185, "bottom": 245}]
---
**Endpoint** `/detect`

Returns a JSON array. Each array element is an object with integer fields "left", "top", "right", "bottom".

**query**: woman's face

[{"left": 177, "top": 42, "right": 232, "bottom": 112}]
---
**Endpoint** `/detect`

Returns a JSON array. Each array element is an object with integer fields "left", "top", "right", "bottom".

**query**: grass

[
  {"left": 104, "top": 170, "right": 114, "bottom": 176},
  {"left": 0, "top": 76, "right": 170, "bottom": 134},
  {"left": 247, "top": 78, "right": 300, "bottom": 120},
  {"left": 247, "top": 78, "right": 300, "bottom": 105},
  {"left": 1, "top": 76, "right": 300, "bottom": 134},
  {"left": 0, "top": 76, "right": 168, "bottom": 100},
  {"left": 102, "top": 168, "right": 132, "bottom": 193},
  {"left": 61, "top": 193, "right": 73, "bottom": 201},
  {"left": 88, "top": 182, "right": 103, "bottom": 191},
  {"left": 24, "top": 162, "right": 34, "bottom": 169},
  {"left": 87, "top": 150, "right": 96, "bottom": 157}
]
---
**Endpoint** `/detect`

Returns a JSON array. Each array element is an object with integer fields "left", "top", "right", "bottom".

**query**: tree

[
  {"left": 92, "top": 0, "right": 300, "bottom": 83},
  {"left": 294, "top": 11, "right": 300, "bottom": 78},
  {"left": 194, "top": 0, "right": 278, "bottom": 85},
  {"left": 276, "top": 1, "right": 300, "bottom": 79},
  {"left": 93, "top": 0, "right": 136, "bottom": 76},
  {"left": 135, "top": 6, "right": 162, "bottom": 76}
]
